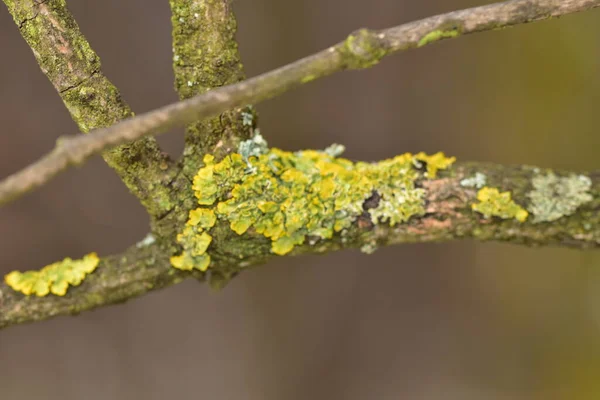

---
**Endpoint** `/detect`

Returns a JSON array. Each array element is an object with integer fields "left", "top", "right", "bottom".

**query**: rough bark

[
  {"left": 2, "top": 0, "right": 177, "bottom": 217},
  {"left": 1, "top": 0, "right": 598, "bottom": 206},
  {"left": 169, "top": 0, "right": 252, "bottom": 178},
  {"left": 1, "top": 0, "right": 600, "bottom": 331},
  {"left": 1, "top": 162, "right": 599, "bottom": 330}
]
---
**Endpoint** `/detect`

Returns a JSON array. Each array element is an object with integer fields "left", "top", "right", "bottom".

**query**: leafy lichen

[
  {"left": 170, "top": 141, "right": 455, "bottom": 271},
  {"left": 4, "top": 253, "right": 100, "bottom": 297},
  {"left": 472, "top": 187, "right": 528, "bottom": 222},
  {"left": 413, "top": 152, "right": 456, "bottom": 178},
  {"left": 238, "top": 131, "right": 269, "bottom": 162},
  {"left": 527, "top": 173, "right": 592, "bottom": 223}
]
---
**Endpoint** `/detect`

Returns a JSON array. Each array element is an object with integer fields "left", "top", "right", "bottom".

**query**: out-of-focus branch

[
  {"left": 1, "top": 161, "right": 599, "bottom": 330},
  {"left": 169, "top": 0, "right": 251, "bottom": 177},
  {"left": 1, "top": 0, "right": 599, "bottom": 207},
  {"left": 2, "top": 0, "right": 177, "bottom": 217}
]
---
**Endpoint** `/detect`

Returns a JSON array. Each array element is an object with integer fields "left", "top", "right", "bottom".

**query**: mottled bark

[
  {"left": 2, "top": 162, "right": 599, "bottom": 330},
  {"left": 1, "top": 0, "right": 598, "bottom": 206},
  {"left": 169, "top": 0, "right": 252, "bottom": 178},
  {"left": 1, "top": 0, "right": 600, "bottom": 330},
  {"left": 2, "top": 0, "right": 177, "bottom": 217}
]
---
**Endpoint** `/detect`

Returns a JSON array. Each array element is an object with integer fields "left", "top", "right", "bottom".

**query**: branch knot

[{"left": 340, "top": 28, "right": 387, "bottom": 70}]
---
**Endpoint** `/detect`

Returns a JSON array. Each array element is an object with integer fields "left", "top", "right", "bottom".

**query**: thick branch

[
  {"left": 2, "top": 161, "right": 599, "bottom": 330},
  {"left": 170, "top": 0, "right": 251, "bottom": 177},
  {"left": 0, "top": 241, "right": 188, "bottom": 329},
  {"left": 2, "top": 0, "right": 177, "bottom": 217},
  {"left": 0, "top": 0, "right": 599, "bottom": 206}
]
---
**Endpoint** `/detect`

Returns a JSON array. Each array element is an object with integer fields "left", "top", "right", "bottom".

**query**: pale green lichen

[
  {"left": 238, "top": 131, "right": 269, "bottom": 162},
  {"left": 460, "top": 172, "right": 487, "bottom": 189},
  {"left": 171, "top": 142, "right": 455, "bottom": 271},
  {"left": 4, "top": 253, "right": 100, "bottom": 297},
  {"left": 136, "top": 233, "right": 156, "bottom": 248},
  {"left": 241, "top": 109, "right": 255, "bottom": 127},
  {"left": 472, "top": 187, "right": 528, "bottom": 222},
  {"left": 527, "top": 173, "right": 592, "bottom": 223}
]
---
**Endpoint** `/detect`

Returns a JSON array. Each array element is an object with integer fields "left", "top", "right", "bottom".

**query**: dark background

[{"left": 1, "top": 1, "right": 600, "bottom": 399}]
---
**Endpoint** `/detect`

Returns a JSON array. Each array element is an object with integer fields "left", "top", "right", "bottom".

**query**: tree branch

[
  {"left": 2, "top": 161, "right": 599, "bottom": 330},
  {"left": 170, "top": 0, "right": 251, "bottom": 178},
  {"left": 2, "top": 0, "right": 177, "bottom": 217},
  {"left": 0, "top": 0, "right": 598, "bottom": 207}
]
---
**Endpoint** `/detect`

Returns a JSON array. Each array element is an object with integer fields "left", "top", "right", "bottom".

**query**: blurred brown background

[{"left": 1, "top": 1, "right": 600, "bottom": 399}]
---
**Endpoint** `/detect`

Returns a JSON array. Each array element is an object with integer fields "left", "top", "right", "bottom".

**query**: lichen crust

[
  {"left": 170, "top": 144, "right": 455, "bottom": 272},
  {"left": 4, "top": 253, "right": 100, "bottom": 297},
  {"left": 472, "top": 187, "right": 528, "bottom": 222},
  {"left": 527, "top": 172, "right": 592, "bottom": 223}
]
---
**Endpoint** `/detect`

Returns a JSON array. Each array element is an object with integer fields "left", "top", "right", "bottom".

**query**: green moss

[
  {"left": 5, "top": 0, "right": 175, "bottom": 218},
  {"left": 169, "top": 0, "right": 248, "bottom": 165},
  {"left": 417, "top": 23, "right": 462, "bottom": 47},
  {"left": 301, "top": 74, "right": 317, "bottom": 83},
  {"left": 171, "top": 140, "right": 455, "bottom": 270},
  {"left": 5, "top": 253, "right": 100, "bottom": 297},
  {"left": 527, "top": 172, "right": 592, "bottom": 223},
  {"left": 472, "top": 187, "right": 528, "bottom": 222}
]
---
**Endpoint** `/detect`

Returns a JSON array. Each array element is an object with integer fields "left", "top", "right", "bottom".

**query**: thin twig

[
  {"left": 2, "top": 0, "right": 177, "bottom": 216},
  {"left": 0, "top": 0, "right": 598, "bottom": 206}
]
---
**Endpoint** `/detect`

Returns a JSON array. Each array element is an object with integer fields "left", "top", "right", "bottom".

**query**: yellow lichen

[
  {"left": 472, "top": 187, "right": 528, "bottom": 222},
  {"left": 171, "top": 144, "right": 456, "bottom": 270},
  {"left": 4, "top": 253, "right": 100, "bottom": 297},
  {"left": 414, "top": 152, "right": 457, "bottom": 178},
  {"left": 170, "top": 208, "right": 216, "bottom": 272}
]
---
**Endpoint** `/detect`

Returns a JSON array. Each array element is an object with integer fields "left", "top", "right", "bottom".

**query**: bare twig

[
  {"left": 0, "top": 0, "right": 598, "bottom": 206},
  {"left": 2, "top": 0, "right": 177, "bottom": 216},
  {"left": 1, "top": 161, "right": 599, "bottom": 330}
]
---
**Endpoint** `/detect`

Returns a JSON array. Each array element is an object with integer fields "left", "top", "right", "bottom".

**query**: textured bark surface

[
  {"left": 1, "top": 0, "right": 599, "bottom": 330},
  {"left": 1, "top": 161, "right": 599, "bottom": 329},
  {"left": 170, "top": 0, "right": 251, "bottom": 178},
  {"left": 2, "top": 0, "right": 599, "bottom": 206},
  {"left": 3, "top": 0, "right": 177, "bottom": 217}
]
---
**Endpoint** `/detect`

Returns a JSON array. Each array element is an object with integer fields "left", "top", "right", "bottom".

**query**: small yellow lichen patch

[
  {"left": 170, "top": 208, "right": 216, "bottom": 272},
  {"left": 472, "top": 187, "right": 528, "bottom": 222},
  {"left": 5, "top": 253, "right": 100, "bottom": 297},
  {"left": 414, "top": 152, "right": 456, "bottom": 178},
  {"left": 171, "top": 144, "right": 456, "bottom": 269}
]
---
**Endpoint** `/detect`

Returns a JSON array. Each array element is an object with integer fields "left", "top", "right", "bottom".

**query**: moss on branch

[
  {"left": 3, "top": 0, "right": 176, "bottom": 217},
  {"left": 2, "top": 0, "right": 600, "bottom": 207},
  {"left": 169, "top": 0, "right": 251, "bottom": 177}
]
